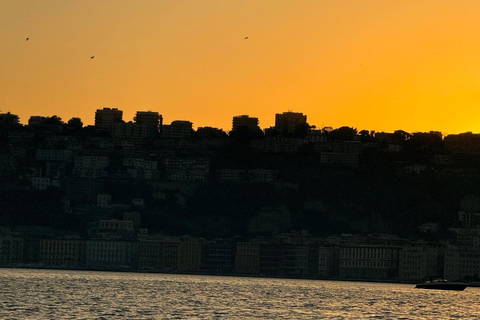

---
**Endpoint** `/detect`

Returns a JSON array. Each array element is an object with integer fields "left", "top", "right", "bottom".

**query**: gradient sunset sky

[{"left": 2, "top": 0, "right": 480, "bottom": 134}]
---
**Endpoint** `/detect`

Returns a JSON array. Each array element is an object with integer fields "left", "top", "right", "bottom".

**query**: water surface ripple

[{"left": 0, "top": 268, "right": 478, "bottom": 319}]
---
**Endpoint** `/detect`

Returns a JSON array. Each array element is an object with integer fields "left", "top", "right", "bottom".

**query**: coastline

[{"left": 1, "top": 265, "right": 457, "bottom": 286}]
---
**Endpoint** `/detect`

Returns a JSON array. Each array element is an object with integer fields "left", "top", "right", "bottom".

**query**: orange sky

[{"left": 2, "top": 0, "right": 480, "bottom": 134}]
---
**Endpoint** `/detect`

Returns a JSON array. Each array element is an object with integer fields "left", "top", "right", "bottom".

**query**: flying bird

[
  {"left": 90, "top": 56, "right": 95, "bottom": 59},
  {"left": 244, "top": 37, "right": 248, "bottom": 40},
  {"left": 26, "top": 37, "right": 29, "bottom": 41}
]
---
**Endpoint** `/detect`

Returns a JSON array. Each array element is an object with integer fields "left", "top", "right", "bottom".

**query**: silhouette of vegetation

[
  {"left": 329, "top": 126, "right": 358, "bottom": 141},
  {"left": 44, "top": 115, "right": 64, "bottom": 125},
  {"left": 66, "top": 117, "right": 83, "bottom": 130}
]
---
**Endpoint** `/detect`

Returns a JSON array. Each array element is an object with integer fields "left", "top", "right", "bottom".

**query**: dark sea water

[{"left": 0, "top": 268, "right": 478, "bottom": 319}]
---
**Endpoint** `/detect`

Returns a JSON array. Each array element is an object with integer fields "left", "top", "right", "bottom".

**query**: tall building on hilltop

[
  {"left": 231, "top": 115, "right": 260, "bottom": 132},
  {"left": 0, "top": 113, "right": 20, "bottom": 127},
  {"left": 134, "top": 111, "right": 163, "bottom": 135},
  {"left": 196, "top": 127, "right": 227, "bottom": 138},
  {"left": 134, "top": 111, "right": 162, "bottom": 128},
  {"left": 94, "top": 108, "right": 123, "bottom": 128},
  {"left": 444, "top": 132, "right": 480, "bottom": 154},
  {"left": 162, "top": 120, "right": 193, "bottom": 138},
  {"left": 275, "top": 112, "right": 307, "bottom": 134}
]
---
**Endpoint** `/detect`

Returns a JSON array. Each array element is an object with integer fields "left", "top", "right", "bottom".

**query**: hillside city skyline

[
  {"left": 3, "top": 108, "right": 477, "bottom": 136},
  {"left": 2, "top": 105, "right": 480, "bottom": 282}
]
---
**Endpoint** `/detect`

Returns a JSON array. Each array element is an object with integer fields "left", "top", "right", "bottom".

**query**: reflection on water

[{"left": 0, "top": 268, "right": 478, "bottom": 319}]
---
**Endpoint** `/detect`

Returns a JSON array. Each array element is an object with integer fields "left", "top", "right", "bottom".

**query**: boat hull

[{"left": 415, "top": 283, "right": 467, "bottom": 291}]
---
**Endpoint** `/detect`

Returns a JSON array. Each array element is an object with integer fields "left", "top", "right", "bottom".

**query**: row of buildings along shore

[{"left": 1, "top": 228, "right": 480, "bottom": 283}]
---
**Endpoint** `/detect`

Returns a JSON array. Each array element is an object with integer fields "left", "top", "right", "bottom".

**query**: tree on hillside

[
  {"left": 329, "top": 126, "right": 357, "bottom": 141},
  {"left": 67, "top": 117, "right": 83, "bottom": 130},
  {"left": 44, "top": 115, "right": 64, "bottom": 125}
]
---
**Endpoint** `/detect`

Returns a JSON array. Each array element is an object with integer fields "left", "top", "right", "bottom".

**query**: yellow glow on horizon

[{"left": 2, "top": 0, "right": 480, "bottom": 134}]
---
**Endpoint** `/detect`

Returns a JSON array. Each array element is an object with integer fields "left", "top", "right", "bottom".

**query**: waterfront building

[
  {"left": 202, "top": 239, "right": 236, "bottom": 274},
  {"left": 163, "top": 241, "right": 180, "bottom": 271},
  {"left": 399, "top": 244, "right": 443, "bottom": 282},
  {"left": 177, "top": 238, "right": 204, "bottom": 272},
  {"left": 0, "top": 236, "right": 24, "bottom": 266},
  {"left": 444, "top": 248, "right": 480, "bottom": 281},
  {"left": 235, "top": 242, "right": 260, "bottom": 274},
  {"left": 318, "top": 245, "right": 340, "bottom": 278},
  {"left": 137, "top": 234, "right": 181, "bottom": 272},
  {"left": 39, "top": 239, "right": 86, "bottom": 267},
  {"left": 138, "top": 236, "right": 165, "bottom": 270},
  {"left": 86, "top": 240, "right": 138, "bottom": 269},
  {"left": 339, "top": 245, "right": 400, "bottom": 280},
  {"left": 259, "top": 242, "right": 282, "bottom": 276},
  {"left": 281, "top": 244, "right": 309, "bottom": 276}
]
